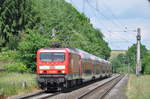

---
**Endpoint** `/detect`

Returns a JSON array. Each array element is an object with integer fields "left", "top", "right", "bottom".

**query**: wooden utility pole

[{"left": 136, "top": 28, "right": 141, "bottom": 76}]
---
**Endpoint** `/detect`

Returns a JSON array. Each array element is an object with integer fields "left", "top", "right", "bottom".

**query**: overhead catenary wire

[
  {"left": 99, "top": 0, "right": 127, "bottom": 28},
  {"left": 85, "top": 0, "right": 134, "bottom": 44},
  {"left": 108, "top": 31, "right": 135, "bottom": 44},
  {"left": 98, "top": 0, "right": 139, "bottom": 40},
  {"left": 68, "top": 0, "right": 135, "bottom": 49},
  {"left": 94, "top": 0, "right": 136, "bottom": 42},
  {"left": 86, "top": 0, "right": 124, "bottom": 30},
  {"left": 69, "top": 0, "right": 124, "bottom": 49}
]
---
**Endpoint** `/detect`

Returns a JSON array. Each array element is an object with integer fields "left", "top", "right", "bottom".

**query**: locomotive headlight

[
  {"left": 39, "top": 70, "right": 43, "bottom": 74},
  {"left": 62, "top": 70, "right": 65, "bottom": 73}
]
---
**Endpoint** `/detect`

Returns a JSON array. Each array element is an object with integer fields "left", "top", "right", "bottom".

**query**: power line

[
  {"left": 109, "top": 31, "right": 135, "bottom": 44},
  {"left": 99, "top": 0, "right": 126, "bottom": 28},
  {"left": 69, "top": 0, "right": 134, "bottom": 48},
  {"left": 86, "top": 0, "right": 124, "bottom": 30},
  {"left": 94, "top": 0, "right": 136, "bottom": 42},
  {"left": 86, "top": 1, "right": 134, "bottom": 45}
]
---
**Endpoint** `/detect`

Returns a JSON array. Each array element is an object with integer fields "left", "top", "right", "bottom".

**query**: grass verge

[
  {"left": 0, "top": 72, "right": 38, "bottom": 97},
  {"left": 127, "top": 74, "right": 150, "bottom": 99}
]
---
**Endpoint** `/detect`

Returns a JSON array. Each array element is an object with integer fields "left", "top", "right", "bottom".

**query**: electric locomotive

[{"left": 36, "top": 48, "right": 112, "bottom": 91}]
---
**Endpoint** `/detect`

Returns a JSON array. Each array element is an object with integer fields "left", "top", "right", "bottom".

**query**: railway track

[
  {"left": 77, "top": 74, "right": 124, "bottom": 99},
  {"left": 8, "top": 90, "right": 60, "bottom": 99},
  {"left": 22, "top": 92, "right": 59, "bottom": 99}
]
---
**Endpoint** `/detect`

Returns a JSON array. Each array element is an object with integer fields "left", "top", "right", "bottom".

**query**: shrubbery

[
  {"left": 0, "top": 50, "right": 30, "bottom": 73},
  {"left": 17, "top": 29, "right": 51, "bottom": 71},
  {"left": 111, "top": 54, "right": 128, "bottom": 73},
  {"left": 5, "top": 62, "right": 28, "bottom": 73},
  {"left": 142, "top": 54, "right": 150, "bottom": 74},
  {"left": 0, "top": 50, "right": 17, "bottom": 61}
]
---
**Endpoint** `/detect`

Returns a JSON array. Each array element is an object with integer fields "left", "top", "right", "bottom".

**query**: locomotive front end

[{"left": 36, "top": 48, "right": 68, "bottom": 90}]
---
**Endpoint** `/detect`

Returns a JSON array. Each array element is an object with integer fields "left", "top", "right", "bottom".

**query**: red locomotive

[{"left": 36, "top": 48, "right": 112, "bottom": 91}]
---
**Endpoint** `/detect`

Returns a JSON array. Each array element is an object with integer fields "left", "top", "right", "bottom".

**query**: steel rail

[
  {"left": 100, "top": 75, "right": 125, "bottom": 99},
  {"left": 20, "top": 92, "right": 60, "bottom": 99},
  {"left": 77, "top": 74, "right": 124, "bottom": 99}
]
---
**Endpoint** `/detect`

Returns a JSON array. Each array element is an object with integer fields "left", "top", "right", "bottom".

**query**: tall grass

[
  {"left": 0, "top": 72, "right": 38, "bottom": 96},
  {"left": 127, "top": 75, "right": 150, "bottom": 99}
]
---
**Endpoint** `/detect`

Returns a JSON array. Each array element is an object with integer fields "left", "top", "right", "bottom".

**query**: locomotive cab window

[{"left": 40, "top": 52, "right": 65, "bottom": 62}]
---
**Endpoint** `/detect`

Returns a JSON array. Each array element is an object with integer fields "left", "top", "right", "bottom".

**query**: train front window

[{"left": 40, "top": 52, "right": 65, "bottom": 62}]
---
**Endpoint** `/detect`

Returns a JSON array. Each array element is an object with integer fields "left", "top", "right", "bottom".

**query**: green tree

[
  {"left": 111, "top": 53, "right": 127, "bottom": 73},
  {"left": 126, "top": 44, "right": 148, "bottom": 73},
  {"left": 0, "top": 0, "right": 39, "bottom": 49},
  {"left": 17, "top": 29, "right": 51, "bottom": 71},
  {"left": 142, "top": 53, "right": 150, "bottom": 74}
]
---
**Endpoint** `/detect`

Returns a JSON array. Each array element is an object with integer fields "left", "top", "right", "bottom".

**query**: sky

[{"left": 65, "top": 0, "right": 150, "bottom": 50}]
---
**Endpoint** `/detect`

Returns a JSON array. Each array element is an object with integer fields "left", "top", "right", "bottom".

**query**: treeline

[
  {"left": 112, "top": 44, "right": 150, "bottom": 74},
  {"left": 0, "top": 0, "right": 110, "bottom": 71}
]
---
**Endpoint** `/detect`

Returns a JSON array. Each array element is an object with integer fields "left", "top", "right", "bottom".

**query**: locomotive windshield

[{"left": 40, "top": 52, "right": 65, "bottom": 62}]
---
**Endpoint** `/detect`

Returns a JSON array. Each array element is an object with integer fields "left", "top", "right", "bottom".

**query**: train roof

[{"left": 38, "top": 47, "right": 110, "bottom": 64}]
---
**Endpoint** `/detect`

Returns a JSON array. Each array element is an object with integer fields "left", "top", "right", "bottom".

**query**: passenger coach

[{"left": 36, "top": 48, "right": 112, "bottom": 91}]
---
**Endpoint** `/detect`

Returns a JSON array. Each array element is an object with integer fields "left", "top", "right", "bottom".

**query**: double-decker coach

[{"left": 36, "top": 47, "right": 112, "bottom": 91}]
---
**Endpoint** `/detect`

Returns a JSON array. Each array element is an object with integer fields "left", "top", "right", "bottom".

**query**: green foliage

[
  {"left": 126, "top": 44, "right": 148, "bottom": 73},
  {"left": 111, "top": 53, "right": 127, "bottom": 73},
  {"left": 0, "top": 36, "right": 5, "bottom": 51},
  {"left": 6, "top": 35, "right": 20, "bottom": 50},
  {"left": 111, "top": 44, "right": 149, "bottom": 74},
  {"left": 17, "top": 29, "right": 51, "bottom": 71},
  {"left": 0, "top": 50, "right": 17, "bottom": 61},
  {"left": 0, "top": 50, "right": 18, "bottom": 69},
  {"left": 5, "top": 62, "right": 28, "bottom": 73},
  {"left": 0, "top": 0, "right": 40, "bottom": 49},
  {"left": 142, "top": 54, "right": 150, "bottom": 74}
]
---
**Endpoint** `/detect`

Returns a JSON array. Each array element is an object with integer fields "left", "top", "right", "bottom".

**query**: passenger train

[{"left": 36, "top": 48, "right": 112, "bottom": 91}]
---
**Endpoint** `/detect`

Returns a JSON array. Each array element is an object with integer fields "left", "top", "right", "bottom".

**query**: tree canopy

[{"left": 0, "top": 0, "right": 39, "bottom": 49}]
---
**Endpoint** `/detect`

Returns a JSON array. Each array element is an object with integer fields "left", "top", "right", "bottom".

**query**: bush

[
  {"left": 144, "top": 64, "right": 150, "bottom": 74},
  {"left": 6, "top": 35, "right": 20, "bottom": 50},
  {"left": 0, "top": 50, "right": 17, "bottom": 61},
  {"left": 142, "top": 54, "right": 150, "bottom": 74},
  {"left": 5, "top": 62, "right": 28, "bottom": 73},
  {"left": 17, "top": 29, "right": 51, "bottom": 71}
]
